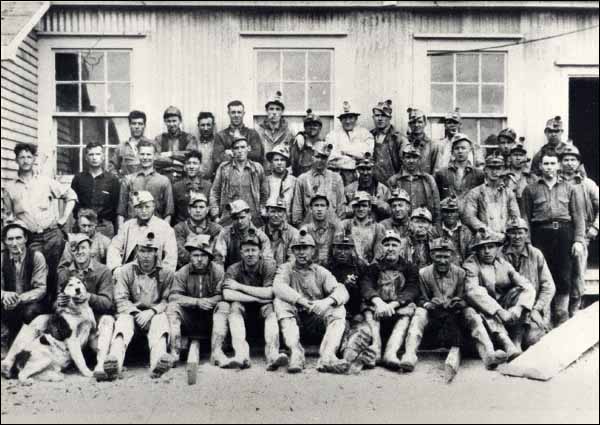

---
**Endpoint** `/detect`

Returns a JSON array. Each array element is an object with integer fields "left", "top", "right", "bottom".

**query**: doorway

[{"left": 569, "top": 77, "right": 599, "bottom": 268}]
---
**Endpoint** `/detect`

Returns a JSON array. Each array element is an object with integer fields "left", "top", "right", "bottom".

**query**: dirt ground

[{"left": 1, "top": 346, "right": 598, "bottom": 424}]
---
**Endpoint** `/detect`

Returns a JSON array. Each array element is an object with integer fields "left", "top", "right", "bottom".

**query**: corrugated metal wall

[
  {"left": 1, "top": 31, "right": 39, "bottom": 185},
  {"left": 32, "top": 6, "right": 599, "bottom": 171}
]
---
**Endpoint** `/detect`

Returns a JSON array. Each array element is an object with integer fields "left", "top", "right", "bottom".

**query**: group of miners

[{"left": 0, "top": 91, "right": 598, "bottom": 382}]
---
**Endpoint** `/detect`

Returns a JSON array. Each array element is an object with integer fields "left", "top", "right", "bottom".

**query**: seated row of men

[{"left": 0, "top": 187, "right": 556, "bottom": 381}]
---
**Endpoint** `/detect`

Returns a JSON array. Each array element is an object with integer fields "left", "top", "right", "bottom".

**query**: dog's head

[{"left": 61, "top": 276, "right": 89, "bottom": 299}]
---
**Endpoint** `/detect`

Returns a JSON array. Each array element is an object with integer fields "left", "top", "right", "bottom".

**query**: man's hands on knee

[
  {"left": 135, "top": 310, "right": 156, "bottom": 331},
  {"left": 2, "top": 292, "right": 21, "bottom": 310},
  {"left": 196, "top": 298, "right": 217, "bottom": 311},
  {"left": 310, "top": 298, "right": 335, "bottom": 317}
]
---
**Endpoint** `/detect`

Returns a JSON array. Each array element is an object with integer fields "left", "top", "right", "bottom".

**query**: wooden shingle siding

[{"left": 1, "top": 31, "right": 38, "bottom": 185}]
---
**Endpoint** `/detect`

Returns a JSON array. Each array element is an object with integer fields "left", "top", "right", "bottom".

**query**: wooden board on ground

[
  {"left": 499, "top": 302, "right": 599, "bottom": 381},
  {"left": 444, "top": 347, "right": 461, "bottom": 383}
]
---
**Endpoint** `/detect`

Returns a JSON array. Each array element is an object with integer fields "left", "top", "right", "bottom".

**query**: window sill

[{"left": 414, "top": 33, "right": 523, "bottom": 40}]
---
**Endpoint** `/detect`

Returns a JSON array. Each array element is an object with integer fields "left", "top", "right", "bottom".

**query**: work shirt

[
  {"left": 344, "top": 180, "right": 391, "bottom": 221},
  {"left": 430, "top": 137, "right": 485, "bottom": 175},
  {"left": 57, "top": 259, "right": 114, "bottom": 315},
  {"left": 326, "top": 127, "right": 374, "bottom": 171},
  {"left": 401, "top": 133, "right": 437, "bottom": 175},
  {"left": 435, "top": 161, "right": 485, "bottom": 201},
  {"left": 267, "top": 171, "right": 297, "bottom": 222},
  {"left": 360, "top": 258, "right": 419, "bottom": 305},
  {"left": 59, "top": 231, "right": 111, "bottom": 267},
  {"left": 259, "top": 223, "right": 299, "bottom": 267},
  {"left": 370, "top": 125, "right": 405, "bottom": 184},
  {"left": 417, "top": 264, "right": 466, "bottom": 305},
  {"left": 290, "top": 133, "right": 317, "bottom": 177},
  {"left": 327, "top": 258, "right": 369, "bottom": 319},
  {"left": 303, "top": 220, "right": 342, "bottom": 266},
  {"left": 292, "top": 169, "right": 346, "bottom": 226},
  {"left": 380, "top": 218, "right": 411, "bottom": 239},
  {"left": 504, "top": 169, "right": 537, "bottom": 213},
  {"left": 214, "top": 225, "right": 274, "bottom": 268},
  {"left": 387, "top": 170, "right": 440, "bottom": 224},
  {"left": 273, "top": 261, "right": 349, "bottom": 307},
  {"left": 258, "top": 118, "right": 294, "bottom": 161},
  {"left": 463, "top": 255, "right": 536, "bottom": 317},
  {"left": 118, "top": 169, "right": 174, "bottom": 220},
  {"left": 172, "top": 176, "right": 212, "bottom": 224},
  {"left": 5, "top": 174, "right": 78, "bottom": 233},
  {"left": 560, "top": 172, "right": 600, "bottom": 232},
  {"left": 71, "top": 171, "right": 120, "bottom": 224},
  {"left": 431, "top": 222, "right": 473, "bottom": 265},
  {"left": 154, "top": 131, "right": 198, "bottom": 154},
  {"left": 107, "top": 216, "right": 178, "bottom": 272},
  {"left": 463, "top": 182, "right": 520, "bottom": 234},
  {"left": 341, "top": 218, "right": 385, "bottom": 264},
  {"left": 500, "top": 244, "right": 556, "bottom": 314},
  {"left": 521, "top": 178, "right": 586, "bottom": 243},
  {"left": 110, "top": 137, "right": 157, "bottom": 176},
  {"left": 224, "top": 258, "right": 277, "bottom": 289},
  {"left": 114, "top": 261, "right": 174, "bottom": 316},
  {"left": 399, "top": 236, "right": 433, "bottom": 270},
  {"left": 213, "top": 125, "right": 265, "bottom": 167},
  {"left": 0, "top": 249, "right": 46, "bottom": 304},
  {"left": 174, "top": 219, "right": 223, "bottom": 269},
  {"left": 170, "top": 262, "right": 224, "bottom": 308}
]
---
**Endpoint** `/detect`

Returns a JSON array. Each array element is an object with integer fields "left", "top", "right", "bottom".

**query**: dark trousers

[
  {"left": 1, "top": 301, "right": 47, "bottom": 336},
  {"left": 29, "top": 228, "right": 66, "bottom": 304},
  {"left": 531, "top": 223, "right": 574, "bottom": 295}
]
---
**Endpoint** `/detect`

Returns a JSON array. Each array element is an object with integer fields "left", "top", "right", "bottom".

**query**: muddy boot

[
  {"left": 344, "top": 326, "right": 373, "bottom": 375},
  {"left": 229, "top": 309, "right": 251, "bottom": 370},
  {"left": 552, "top": 294, "right": 570, "bottom": 326},
  {"left": 317, "top": 319, "right": 349, "bottom": 374},
  {"left": 365, "top": 315, "right": 382, "bottom": 368},
  {"left": 265, "top": 314, "right": 288, "bottom": 372},
  {"left": 210, "top": 313, "right": 233, "bottom": 368},
  {"left": 509, "top": 325, "right": 524, "bottom": 354},
  {"left": 465, "top": 311, "right": 507, "bottom": 370},
  {"left": 382, "top": 317, "right": 410, "bottom": 371},
  {"left": 151, "top": 353, "right": 175, "bottom": 379},
  {"left": 280, "top": 318, "right": 305, "bottom": 374},
  {"left": 103, "top": 336, "right": 126, "bottom": 381},
  {"left": 93, "top": 317, "right": 115, "bottom": 382},
  {"left": 399, "top": 309, "right": 428, "bottom": 373},
  {"left": 569, "top": 296, "right": 582, "bottom": 318},
  {"left": 496, "top": 332, "right": 521, "bottom": 361}
]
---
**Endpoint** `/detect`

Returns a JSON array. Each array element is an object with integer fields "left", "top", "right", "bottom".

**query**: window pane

[
  {"left": 461, "top": 119, "right": 478, "bottom": 144},
  {"left": 108, "top": 118, "right": 130, "bottom": 146},
  {"left": 82, "top": 118, "right": 106, "bottom": 145},
  {"left": 430, "top": 54, "right": 453, "bottom": 82},
  {"left": 283, "top": 51, "right": 305, "bottom": 81},
  {"left": 57, "top": 147, "right": 81, "bottom": 175},
  {"left": 308, "top": 82, "right": 331, "bottom": 111},
  {"left": 431, "top": 84, "right": 453, "bottom": 113},
  {"left": 456, "top": 54, "right": 479, "bottom": 83},
  {"left": 257, "top": 51, "right": 280, "bottom": 82},
  {"left": 482, "top": 54, "right": 505, "bottom": 83},
  {"left": 56, "top": 118, "right": 80, "bottom": 145},
  {"left": 82, "top": 83, "right": 106, "bottom": 113},
  {"left": 282, "top": 82, "right": 305, "bottom": 112},
  {"left": 56, "top": 53, "right": 79, "bottom": 81},
  {"left": 56, "top": 84, "right": 79, "bottom": 112},
  {"left": 456, "top": 85, "right": 479, "bottom": 113},
  {"left": 482, "top": 85, "right": 504, "bottom": 113},
  {"left": 82, "top": 52, "right": 105, "bottom": 81},
  {"left": 308, "top": 51, "right": 331, "bottom": 81},
  {"left": 480, "top": 119, "right": 504, "bottom": 143},
  {"left": 108, "top": 83, "right": 130, "bottom": 113},
  {"left": 257, "top": 82, "right": 281, "bottom": 110},
  {"left": 107, "top": 52, "right": 130, "bottom": 81}
]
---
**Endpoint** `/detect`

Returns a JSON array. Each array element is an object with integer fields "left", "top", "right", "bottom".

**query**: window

[
  {"left": 254, "top": 49, "right": 334, "bottom": 134},
  {"left": 429, "top": 51, "right": 506, "bottom": 150},
  {"left": 54, "top": 50, "right": 131, "bottom": 175}
]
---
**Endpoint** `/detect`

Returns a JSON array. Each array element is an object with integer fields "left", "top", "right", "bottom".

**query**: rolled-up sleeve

[
  {"left": 321, "top": 267, "right": 349, "bottom": 307},
  {"left": 273, "top": 264, "right": 303, "bottom": 305},
  {"left": 114, "top": 267, "right": 139, "bottom": 315}
]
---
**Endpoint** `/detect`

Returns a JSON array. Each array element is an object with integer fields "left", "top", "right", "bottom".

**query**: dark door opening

[{"left": 569, "top": 77, "right": 599, "bottom": 268}]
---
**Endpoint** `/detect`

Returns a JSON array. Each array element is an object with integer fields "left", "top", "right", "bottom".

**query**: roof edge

[{"left": 1, "top": 1, "right": 50, "bottom": 62}]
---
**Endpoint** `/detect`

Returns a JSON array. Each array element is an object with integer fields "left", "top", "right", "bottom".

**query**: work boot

[
  {"left": 317, "top": 319, "right": 348, "bottom": 374},
  {"left": 93, "top": 316, "right": 115, "bottom": 382},
  {"left": 151, "top": 353, "right": 175, "bottom": 379},
  {"left": 382, "top": 317, "right": 410, "bottom": 371},
  {"left": 229, "top": 308, "right": 251, "bottom": 370},
  {"left": 210, "top": 313, "right": 234, "bottom": 368},
  {"left": 365, "top": 316, "right": 382, "bottom": 368},
  {"left": 399, "top": 309, "right": 428, "bottom": 373},
  {"left": 280, "top": 318, "right": 305, "bottom": 374},
  {"left": 552, "top": 294, "right": 570, "bottom": 326},
  {"left": 496, "top": 332, "right": 521, "bottom": 361},
  {"left": 343, "top": 326, "right": 372, "bottom": 366},
  {"left": 103, "top": 337, "right": 126, "bottom": 381},
  {"left": 265, "top": 314, "right": 288, "bottom": 372},
  {"left": 465, "top": 309, "right": 507, "bottom": 370}
]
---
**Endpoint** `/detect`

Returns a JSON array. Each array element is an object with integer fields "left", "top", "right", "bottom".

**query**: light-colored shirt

[{"left": 326, "top": 126, "right": 374, "bottom": 171}]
